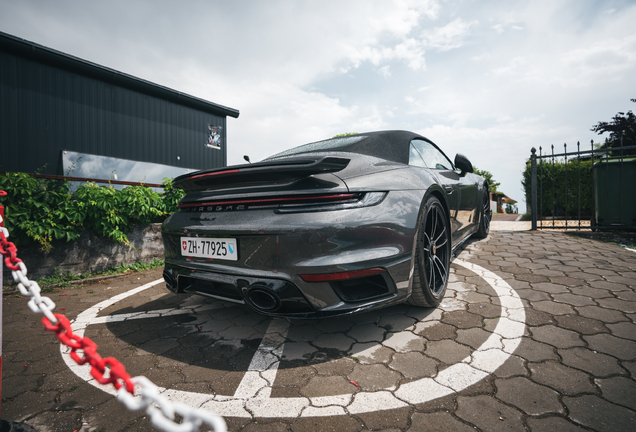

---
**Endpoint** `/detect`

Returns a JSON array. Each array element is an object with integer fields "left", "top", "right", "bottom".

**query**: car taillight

[{"left": 299, "top": 268, "right": 386, "bottom": 282}]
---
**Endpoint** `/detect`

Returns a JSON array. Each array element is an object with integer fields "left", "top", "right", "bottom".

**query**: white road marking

[{"left": 61, "top": 259, "right": 526, "bottom": 417}]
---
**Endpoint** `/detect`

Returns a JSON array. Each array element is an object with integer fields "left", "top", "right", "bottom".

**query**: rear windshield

[{"left": 268, "top": 136, "right": 366, "bottom": 159}]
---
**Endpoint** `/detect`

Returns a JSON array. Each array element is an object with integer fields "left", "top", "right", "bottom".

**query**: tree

[
  {"left": 591, "top": 98, "right": 636, "bottom": 155},
  {"left": 473, "top": 167, "right": 500, "bottom": 193}
]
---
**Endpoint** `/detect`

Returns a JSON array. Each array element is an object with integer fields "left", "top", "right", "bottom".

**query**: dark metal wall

[{"left": 0, "top": 50, "right": 228, "bottom": 175}]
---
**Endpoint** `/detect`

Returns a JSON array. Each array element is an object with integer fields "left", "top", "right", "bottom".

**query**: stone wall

[{"left": 3, "top": 223, "right": 164, "bottom": 281}]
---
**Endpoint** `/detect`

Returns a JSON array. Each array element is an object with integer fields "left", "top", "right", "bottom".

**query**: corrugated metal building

[{"left": 0, "top": 31, "right": 239, "bottom": 179}]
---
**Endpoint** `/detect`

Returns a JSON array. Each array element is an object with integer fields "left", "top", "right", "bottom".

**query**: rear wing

[{"left": 173, "top": 156, "right": 350, "bottom": 192}]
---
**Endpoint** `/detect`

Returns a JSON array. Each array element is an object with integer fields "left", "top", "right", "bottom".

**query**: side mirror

[
  {"left": 454, "top": 153, "right": 474, "bottom": 175},
  {"left": 243, "top": 155, "right": 251, "bottom": 164}
]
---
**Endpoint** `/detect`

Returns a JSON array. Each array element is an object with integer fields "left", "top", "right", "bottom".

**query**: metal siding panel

[{"left": 1, "top": 49, "right": 228, "bottom": 175}]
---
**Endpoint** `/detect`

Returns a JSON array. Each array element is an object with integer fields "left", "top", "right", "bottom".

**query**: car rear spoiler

[{"left": 173, "top": 156, "right": 350, "bottom": 192}]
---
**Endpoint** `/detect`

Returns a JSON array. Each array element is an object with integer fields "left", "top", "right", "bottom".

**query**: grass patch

[
  {"left": 520, "top": 213, "right": 532, "bottom": 221},
  {"left": 31, "top": 258, "right": 165, "bottom": 289}
]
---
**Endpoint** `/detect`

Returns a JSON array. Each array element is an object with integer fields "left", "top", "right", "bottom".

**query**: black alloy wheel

[
  {"left": 409, "top": 195, "right": 450, "bottom": 307},
  {"left": 474, "top": 186, "right": 491, "bottom": 239}
]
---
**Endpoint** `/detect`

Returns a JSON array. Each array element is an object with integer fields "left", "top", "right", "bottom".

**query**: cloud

[
  {"left": 422, "top": 17, "right": 477, "bottom": 51},
  {"left": 378, "top": 65, "right": 392, "bottom": 78}
]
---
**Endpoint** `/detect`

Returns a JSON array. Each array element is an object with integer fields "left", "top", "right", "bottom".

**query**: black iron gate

[{"left": 530, "top": 141, "right": 636, "bottom": 231}]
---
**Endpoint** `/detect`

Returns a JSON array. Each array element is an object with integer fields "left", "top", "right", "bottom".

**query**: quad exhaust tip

[
  {"left": 163, "top": 271, "right": 174, "bottom": 290},
  {"left": 247, "top": 286, "right": 281, "bottom": 311}
]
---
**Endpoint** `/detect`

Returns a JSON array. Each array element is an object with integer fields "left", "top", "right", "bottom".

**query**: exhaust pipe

[
  {"left": 163, "top": 270, "right": 175, "bottom": 290},
  {"left": 247, "top": 286, "right": 281, "bottom": 311}
]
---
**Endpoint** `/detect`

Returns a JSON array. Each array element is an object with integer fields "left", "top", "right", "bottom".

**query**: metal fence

[{"left": 530, "top": 141, "right": 636, "bottom": 231}]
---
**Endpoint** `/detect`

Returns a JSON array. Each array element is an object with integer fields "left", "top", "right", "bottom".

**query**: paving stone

[
  {"left": 441, "top": 310, "right": 483, "bottom": 329},
  {"left": 425, "top": 340, "right": 472, "bottom": 364},
  {"left": 455, "top": 327, "right": 499, "bottom": 349},
  {"left": 348, "top": 364, "right": 401, "bottom": 391},
  {"left": 242, "top": 422, "right": 290, "bottom": 432},
  {"left": 382, "top": 331, "right": 425, "bottom": 353},
  {"left": 570, "top": 286, "right": 614, "bottom": 299},
  {"left": 526, "top": 416, "right": 591, "bottom": 431},
  {"left": 528, "top": 361, "right": 596, "bottom": 395},
  {"left": 496, "top": 377, "right": 563, "bottom": 415},
  {"left": 554, "top": 314, "right": 608, "bottom": 335},
  {"left": 313, "top": 317, "right": 354, "bottom": 333},
  {"left": 300, "top": 375, "right": 354, "bottom": 397},
  {"left": 564, "top": 395, "right": 636, "bottom": 432},
  {"left": 532, "top": 282, "right": 570, "bottom": 294},
  {"left": 378, "top": 314, "right": 417, "bottom": 331},
  {"left": 490, "top": 353, "right": 529, "bottom": 381},
  {"left": 531, "top": 325, "right": 585, "bottom": 348},
  {"left": 281, "top": 341, "right": 317, "bottom": 360},
  {"left": 575, "top": 305, "right": 629, "bottom": 323},
  {"left": 620, "top": 358, "right": 636, "bottom": 375},
  {"left": 559, "top": 347, "right": 626, "bottom": 377},
  {"left": 287, "top": 325, "right": 322, "bottom": 342},
  {"left": 467, "top": 302, "right": 501, "bottom": 318},
  {"left": 532, "top": 301, "right": 575, "bottom": 316},
  {"left": 414, "top": 321, "right": 457, "bottom": 340},
  {"left": 312, "top": 357, "right": 356, "bottom": 376},
  {"left": 408, "top": 411, "right": 475, "bottom": 432},
  {"left": 583, "top": 334, "right": 636, "bottom": 360},
  {"left": 551, "top": 293, "right": 597, "bottom": 307},
  {"left": 291, "top": 415, "right": 363, "bottom": 432},
  {"left": 514, "top": 273, "right": 550, "bottom": 283},
  {"left": 606, "top": 321, "right": 636, "bottom": 340},
  {"left": 456, "top": 290, "right": 492, "bottom": 303},
  {"left": 357, "top": 406, "right": 411, "bottom": 430},
  {"left": 346, "top": 323, "right": 386, "bottom": 343},
  {"left": 595, "top": 377, "right": 636, "bottom": 411},
  {"left": 604, "top": 275, "right": 636, "bottom": 286},
  {"left": 455, "top": 395, "right": 525, "bottom": 432},
  {"left": 523, "top": 308, "right": 554, "bottom": 326},
  {"left": 27, "top": 410, "right": 83, "bottom": 432},
  {"left": 313, "top": 333, "right": 355, "bottom": 351},
  {"left": 549, "top": 276, "right": 587, "bottom": 286},
  {"left": 596, "top": 297, "right": 636, "bottom": 313},
  {"left": 503, "top": 337, "right": 558, "bottom": 362},
  {"left": 349, "top": 343, "right": 394, "bottom": 364},
  {"left": 513, "top": 289, "right": 551, "bottom": 302},
  {"left": 389, "top": 352, "right": 438, "bottom": 379},
  {"left": 589, "top": 280, "right": 633, "bottom": 291},
  {"left": 615, "top": 289, "right": 636, "bottom": 301}
]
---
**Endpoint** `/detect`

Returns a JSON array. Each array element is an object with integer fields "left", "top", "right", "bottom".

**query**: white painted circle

[{"left": 62, "top": 258, "right": 526, "bottom": 418}]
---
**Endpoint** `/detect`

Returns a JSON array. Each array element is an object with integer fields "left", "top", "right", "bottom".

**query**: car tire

[
  {"left": 408, "top": 195, "right": 450, "bottom": 308},
  {"left": 474, "top": 186, "right": 491, "bottom": 239}
]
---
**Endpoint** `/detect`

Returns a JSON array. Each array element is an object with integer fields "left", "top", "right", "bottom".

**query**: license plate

[{"left": 180, "top": 237, "right": 238, "bottom": 261}]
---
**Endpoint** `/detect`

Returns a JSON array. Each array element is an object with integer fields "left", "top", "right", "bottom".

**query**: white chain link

[
  {"left": 118, "top": 377, "right": 227, "bottom": 432},
  {"left": 0, "top": 213, "right": 226, "bottom": 432}
]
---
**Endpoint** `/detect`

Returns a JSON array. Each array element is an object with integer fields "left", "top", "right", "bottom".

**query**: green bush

[
  {"left": 521, "top": 158, "right": 594, "bottom": 218},
  {"left": 0, "top": 173, "right": 184, "bottom": 250}
]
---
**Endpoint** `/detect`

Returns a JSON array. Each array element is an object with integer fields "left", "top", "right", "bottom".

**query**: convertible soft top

[{"left": 269, "top": 130, "right": 435, "bottom": 165}]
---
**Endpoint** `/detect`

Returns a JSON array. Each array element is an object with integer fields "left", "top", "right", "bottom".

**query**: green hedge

[
  {"left": 521, "top": 159, "right": 594, "bottom": 218},
  {"left": 0, "top": 173, "right": 184, "bottom": 250}
]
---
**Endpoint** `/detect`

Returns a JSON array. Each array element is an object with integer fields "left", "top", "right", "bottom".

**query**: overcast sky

[{"left": 2, "top": 0, "right": 635, "bottom": 211}]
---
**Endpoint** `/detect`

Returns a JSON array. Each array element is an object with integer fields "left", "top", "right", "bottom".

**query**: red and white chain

[{"left": 0, "top": 190, "right": 226, "bottom": 432}]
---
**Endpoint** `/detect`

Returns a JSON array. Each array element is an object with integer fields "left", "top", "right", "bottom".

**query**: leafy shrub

[
  {"left": 521, "top": 158, "right": 594, "bottom": 218},
  {"left": 0, "top": 173, "right": 184, "bottom": 250}
]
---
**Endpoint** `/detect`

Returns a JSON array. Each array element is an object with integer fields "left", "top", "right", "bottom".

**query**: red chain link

[{"left": 1, "top": 189, "right": 134, "bottom": 395}]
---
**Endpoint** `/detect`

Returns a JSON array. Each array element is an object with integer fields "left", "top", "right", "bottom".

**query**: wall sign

[{"left": 206, "top": 125, "right": 222, "bottom": 150}]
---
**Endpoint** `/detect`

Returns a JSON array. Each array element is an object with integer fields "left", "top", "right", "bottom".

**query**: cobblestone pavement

[{"left": 2, "top": 230, "right": 635, "bottom": 431}]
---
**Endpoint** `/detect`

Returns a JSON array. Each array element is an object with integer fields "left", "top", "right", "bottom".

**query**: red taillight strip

[
  {"left": 177, "top": 193, "right": 357, "bottom": 208},
  {"left": 299, "top": 268, "right": 386, "bottom": 282},
  {"left": 188, "top": 169, "right": 240, "bottom": 180}
]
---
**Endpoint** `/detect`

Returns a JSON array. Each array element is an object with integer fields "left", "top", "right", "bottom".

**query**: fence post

[{"left": 531, "top": 147, "right": 537, "bottom": 230}]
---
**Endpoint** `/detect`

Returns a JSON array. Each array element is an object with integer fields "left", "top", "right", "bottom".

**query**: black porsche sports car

[{"left": 161, "top": 131, "right": 490, "bottom": 318}]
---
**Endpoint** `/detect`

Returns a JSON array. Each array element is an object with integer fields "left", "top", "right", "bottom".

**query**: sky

[{"left": 1, "top": 0, "right": 635, "bottom": 212}]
